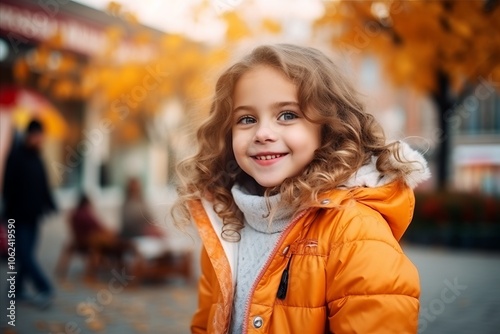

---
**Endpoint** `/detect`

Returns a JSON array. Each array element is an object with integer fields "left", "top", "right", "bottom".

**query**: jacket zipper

[
  {"left": 241, "top": 209, "right": 309, "bottom": 334},
  {"left": 276, "top": 254, "right": 292, "bottom": 300},
  {"left": 276, "top": 239, "right": 319, "bottom": 300}
]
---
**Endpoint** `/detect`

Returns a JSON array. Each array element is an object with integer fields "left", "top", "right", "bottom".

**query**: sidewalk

[
  {"left": 1, "top": 278, "right": 197, "bottom": 334},
  {"left": 1, "top": 210, "right": 500, "bottom": 334},
  {"left": 1, "top": 209, "right": 199, "bottom": 334},
  {"left": 405, "top": 244, "right": 500, "bottom": 334}
]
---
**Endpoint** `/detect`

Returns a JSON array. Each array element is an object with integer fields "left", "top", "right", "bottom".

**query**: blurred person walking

[{"left": 2, "top": 119, "right": 56, "bottom": 309}]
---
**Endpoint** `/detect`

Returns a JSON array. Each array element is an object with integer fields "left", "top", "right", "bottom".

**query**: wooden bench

[{"left": 131, "top": 250, "right": 193, "bottom": 284}]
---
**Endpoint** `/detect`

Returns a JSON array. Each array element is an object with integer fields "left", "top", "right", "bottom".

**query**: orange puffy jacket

[{"left": 189, "top": 179, "right": 420, "bottom": 334}]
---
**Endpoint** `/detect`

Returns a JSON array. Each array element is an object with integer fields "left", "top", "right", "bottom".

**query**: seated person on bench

[{"left": 56, "top": 194, "right": 136, "bottom": 278}]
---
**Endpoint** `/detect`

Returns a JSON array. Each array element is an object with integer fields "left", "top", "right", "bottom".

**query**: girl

[{"left": 172, "top": 44, "right": 430, "bottom": 334}]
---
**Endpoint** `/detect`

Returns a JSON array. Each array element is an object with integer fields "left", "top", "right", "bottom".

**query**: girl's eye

[
  {"left": 278, "top": 112, "right": 298, "bottom": 121},
  {"left": 237, "top": 116, "right": 256, "bottom": 125}
]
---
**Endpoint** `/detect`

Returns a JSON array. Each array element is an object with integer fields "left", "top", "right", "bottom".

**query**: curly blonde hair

[{"left": 171, "top": 44, "right": 409, "bottom": 242}]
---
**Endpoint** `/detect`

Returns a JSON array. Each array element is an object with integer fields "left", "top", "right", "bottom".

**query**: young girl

[{"left": 172, "top": 44, "right": 430, "bottom": 334}]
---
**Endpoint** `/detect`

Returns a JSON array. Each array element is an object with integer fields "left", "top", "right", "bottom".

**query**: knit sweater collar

[{"left": 231, "top": 184, "right": 294, "bottom": 234}]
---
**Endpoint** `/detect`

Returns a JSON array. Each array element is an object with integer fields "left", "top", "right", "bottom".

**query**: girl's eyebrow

[
  {"left": 272, "top": 101, "right": 300, "bottom": 109},
  {"left": 233, "top": 101, "right": 299, "bottom": 113}
]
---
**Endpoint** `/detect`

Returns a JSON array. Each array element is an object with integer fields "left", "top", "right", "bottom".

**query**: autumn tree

[
  {"left": 316, "top": 0, "right": 500, "bottom": 189},
  {"left": 10, "top": 0, "right": 283, "bottom": 183},
  {"left": 14, "top": 0, "right": 279, "bottom": 143}
]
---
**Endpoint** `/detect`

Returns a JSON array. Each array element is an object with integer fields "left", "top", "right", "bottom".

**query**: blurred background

[{"left": 0, "top": 0, "right": 499, "bottom": 333}]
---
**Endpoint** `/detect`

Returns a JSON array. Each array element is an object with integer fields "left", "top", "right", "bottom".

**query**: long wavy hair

[{"left": 171, "top": 44, "right": 410, "bottom": 242}]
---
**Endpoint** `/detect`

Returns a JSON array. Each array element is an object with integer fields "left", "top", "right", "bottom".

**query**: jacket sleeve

[
  {"left": 325, "top": 212, "right": 420, "bottom": 333},
  {"left": 191, "top": 246, "right": 214, "bottom": 334}
]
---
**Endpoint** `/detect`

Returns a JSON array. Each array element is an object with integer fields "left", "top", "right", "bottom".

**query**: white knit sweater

[{"left": 229, "top": 184, "right": 294, "bottom": 333}]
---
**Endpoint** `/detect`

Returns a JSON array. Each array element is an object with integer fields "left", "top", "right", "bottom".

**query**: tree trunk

[{"left": 432, "top": 71, "right": 455, "bottom": 191}]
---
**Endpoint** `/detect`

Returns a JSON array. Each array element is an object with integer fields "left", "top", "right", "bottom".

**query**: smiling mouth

[{"left": 253, "top": 154, "right": 287, "bottom": 161}]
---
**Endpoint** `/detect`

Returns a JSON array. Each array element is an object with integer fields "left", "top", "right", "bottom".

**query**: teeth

[{"left": 256, "top": 154, "right": 282, "bottom": 160}]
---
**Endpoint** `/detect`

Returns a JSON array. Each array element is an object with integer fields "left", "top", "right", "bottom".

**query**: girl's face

[{"left": 231, "top": 65, "right": 321, "bottom": 188}]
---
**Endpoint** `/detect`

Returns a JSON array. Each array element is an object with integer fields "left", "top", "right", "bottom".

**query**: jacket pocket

[{"left": 276, "top": 239, "right": 327, "bottom": 307}]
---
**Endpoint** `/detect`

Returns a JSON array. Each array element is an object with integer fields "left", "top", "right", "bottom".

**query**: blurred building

[
  {"left": 451, "top": 92, "right": 500, "bottom": 195},
  {"left": 0, "top": 0, "right": 178, "bottom": 217},
  {"left": 352, "top": 55, "right": 500, "bottom": 195}
]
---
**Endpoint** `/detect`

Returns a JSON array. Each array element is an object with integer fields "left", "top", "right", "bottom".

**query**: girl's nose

[{"left": 253, "top": 124, "right": 278, "bottom": 143}]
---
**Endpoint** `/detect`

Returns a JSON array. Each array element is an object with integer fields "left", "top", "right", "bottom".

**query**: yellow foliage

[
  {"left": 106, "top": 1, "right": 122, "bottom": 16},
  {"left": 447, "top": 16, "right": 472, "bottom": 39},
  {"left": 103, "top": 107, "right": 122, "bottom": 123},
  {"left": 16, "top": 9, "right": 250, "bottom": 141},
  {"left": 123, "top": 12, "right": 139, "bottom": 26},
  {"left": 33, "top": 46, "right": 50, "bottom": 69},
  {"left": 207, "top": 49, "right": 229, "bottom": 67},
  {"left": 66, "top": 122, "right": 81, "bottom": 145},
  {"left": 161, "top": 34, "right": 185, "bottom": 51},
  {"left": 314, "top": 2, "right": 341, "bottom": 27},
  {"left": 12, "top": 107, "right": 32, "bottom": 131},
  {"left": 223, "top": 12, "right": 251, "bottom": 41},
  {"left": 104, "top": 26, "right": 124, "bottom": 48},
  {"left": 12, "top": 105, "right": 67, "bottom": 140},
  {"left": 52, "top": 79, "right": 75, "bottom": 99},
  {"left": 44, "top": 31, "right": 63, "bottom": 49},
  {"left": 38, "top": 75, "right": 51, "bottom": 90},
  {"left": 316, "top": 0, "right": 500, "bottom": 95},
  {"left": 58, "top": 54, "right": 78, "bottom": 74},
  {"left": 117, "top": 120, "right": 141, "bottom": 143},
  {"left": 261, "top": 19, "right": 281, "bottom": 34},
  {"left": 132, "top": 31, "right": 151, "bottom": 45},
  {"left": 13, "top": 59, "right": 29, "bottom": 83},
  {"left": 7, "top": 2, "right": 254, "bottom": 145},
  {"left": 39, "top": 106, "right": 67, "bottom": 139},
  {"left": 80, "top": 68, "right": 98, "bottom": 98}
]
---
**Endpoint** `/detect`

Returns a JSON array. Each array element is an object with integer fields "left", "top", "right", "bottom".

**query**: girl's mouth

[{"left": 254, "top": 154, "right": 285, "bottom": 161}]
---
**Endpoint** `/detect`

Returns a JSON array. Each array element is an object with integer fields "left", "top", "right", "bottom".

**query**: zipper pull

[{"left": 276, "top": 256, "right": 292, "bottom": 300}]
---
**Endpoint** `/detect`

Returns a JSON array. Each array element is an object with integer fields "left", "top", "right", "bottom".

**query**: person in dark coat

[{"left": 2, "top": 119, "right": 56, "bottom": 308}]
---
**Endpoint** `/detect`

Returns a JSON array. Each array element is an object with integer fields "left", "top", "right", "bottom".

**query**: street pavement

[
  {"left": 1, "top": 211, "right": 499, "bottom": 334},
  {"left": 406, "top": 245, "right": 500, "bottom": 334}
]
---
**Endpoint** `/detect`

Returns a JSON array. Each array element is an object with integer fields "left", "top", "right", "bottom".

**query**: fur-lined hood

[
  {"left": 311, "top": 142, "right": 430, "bottom": 241},
  {"left": 341, "top": 141, "right": 431, "bottom": 189}
]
